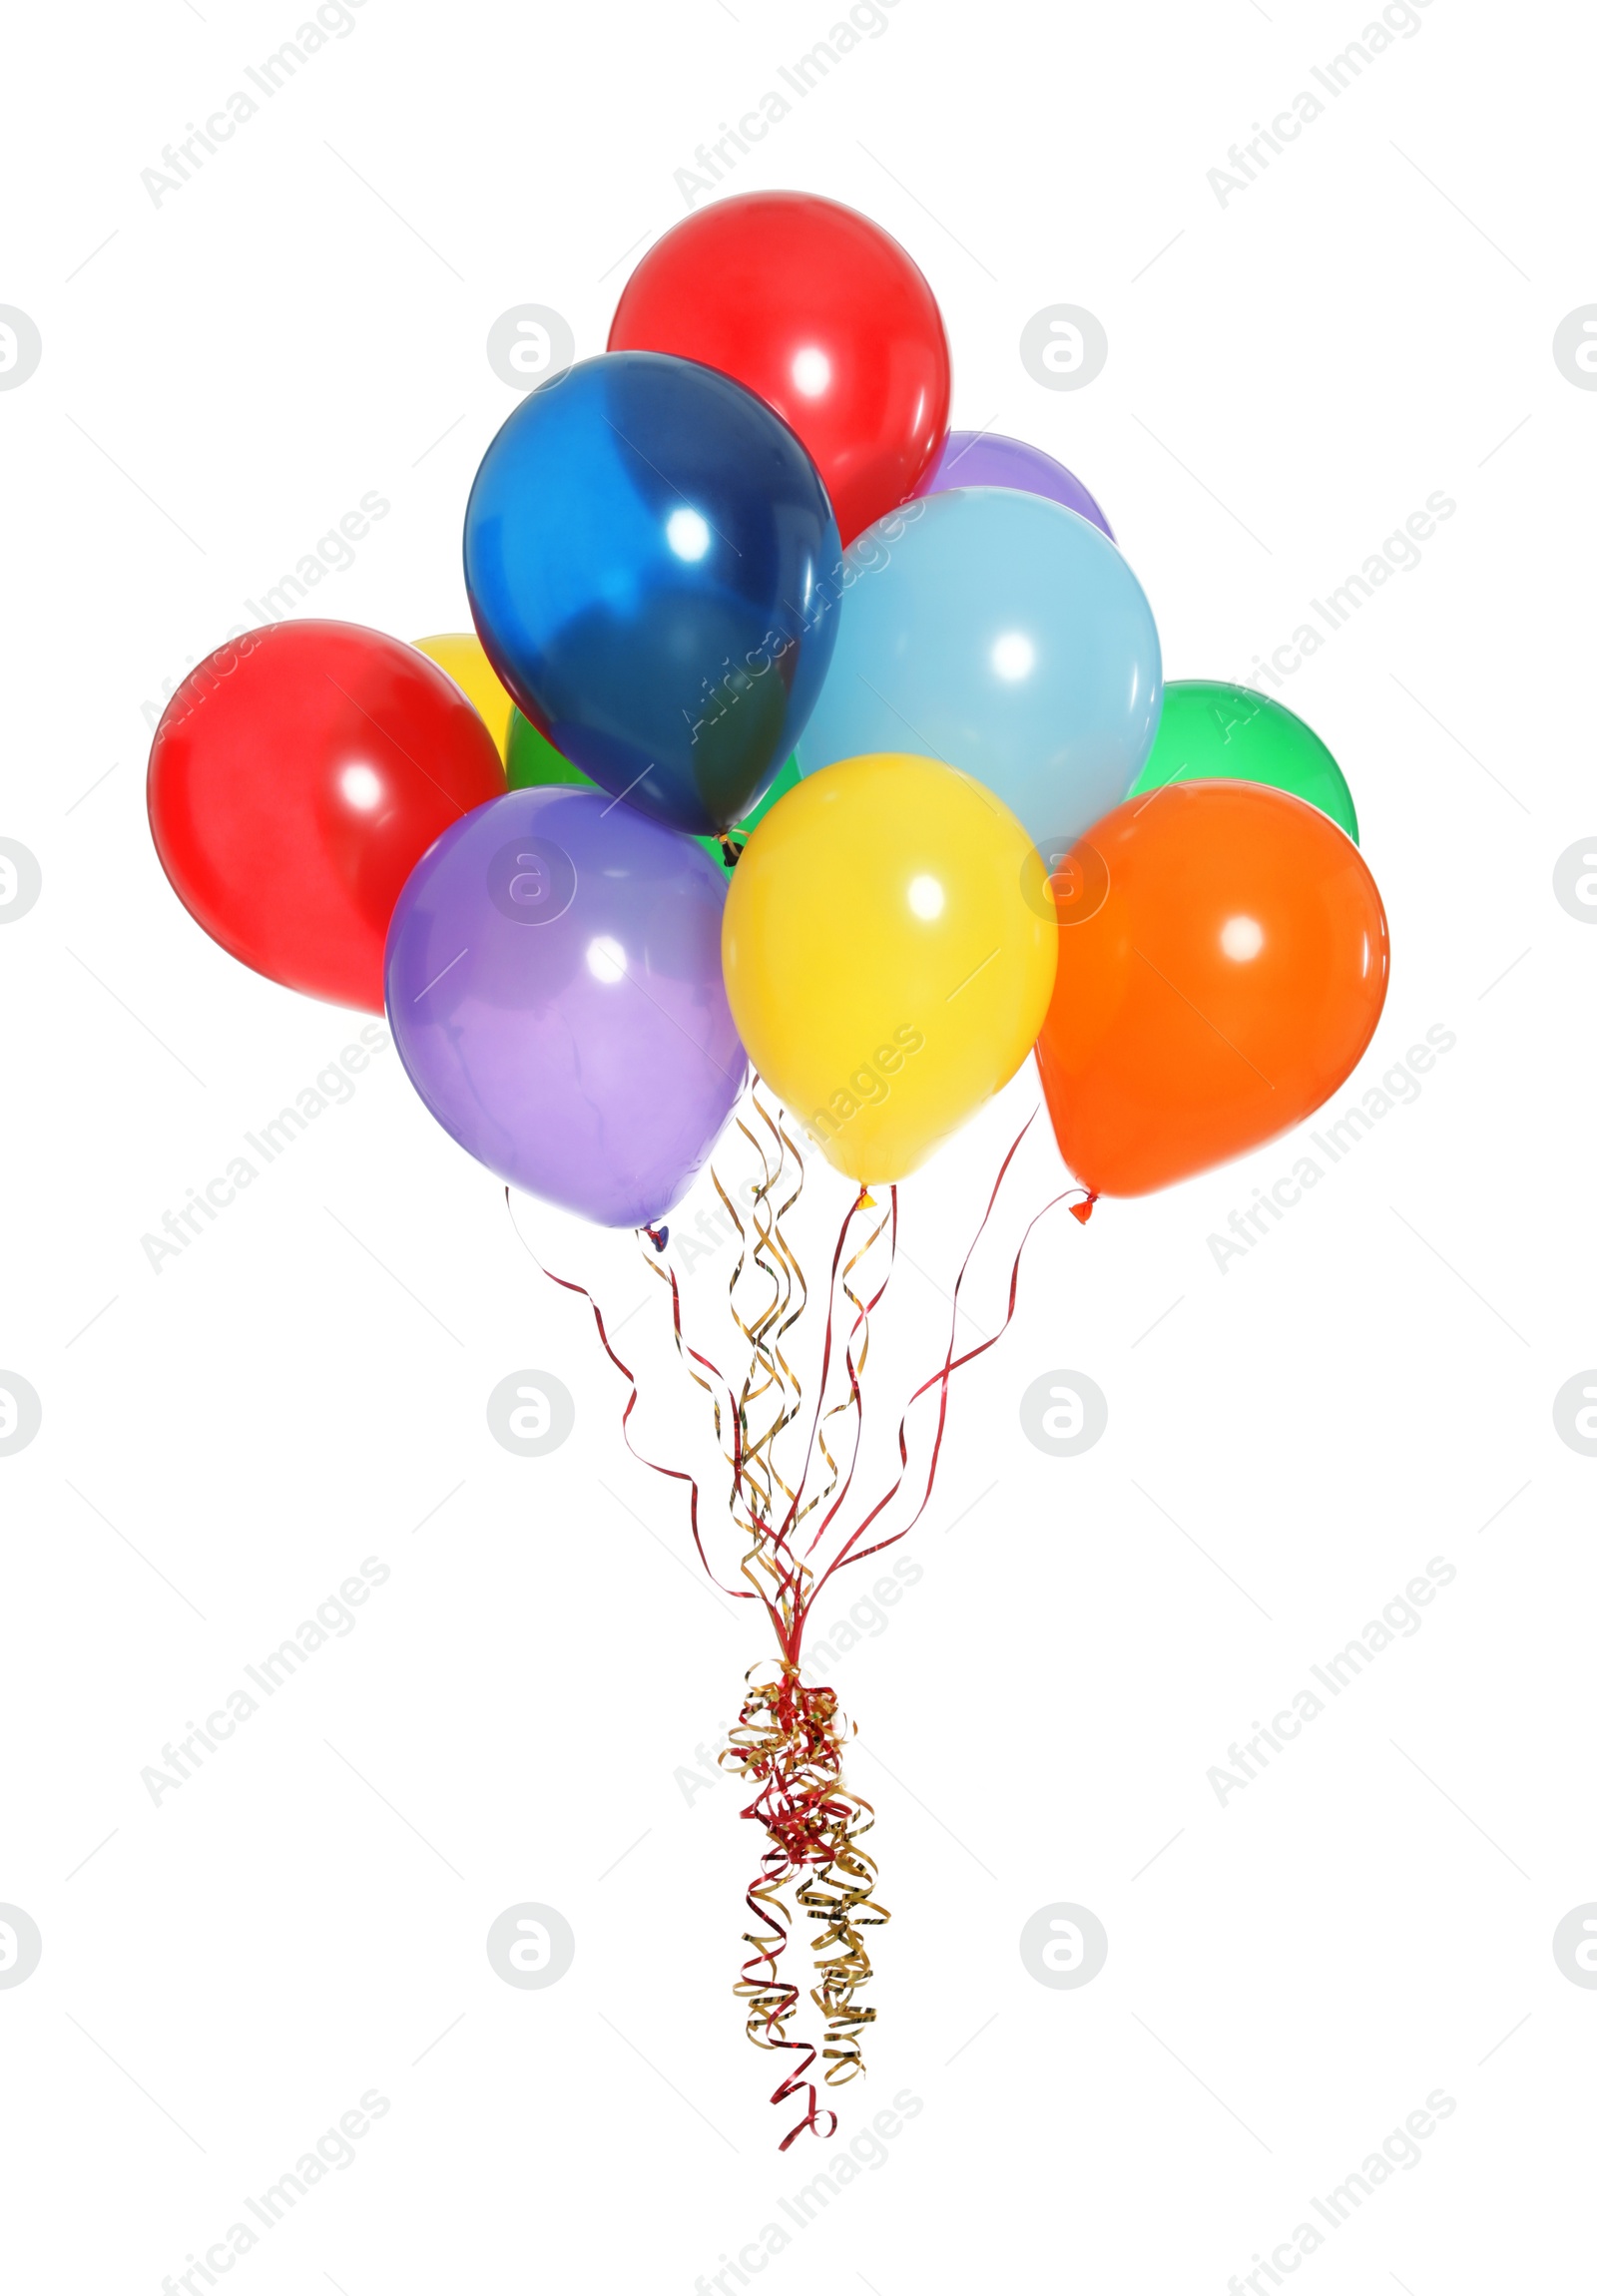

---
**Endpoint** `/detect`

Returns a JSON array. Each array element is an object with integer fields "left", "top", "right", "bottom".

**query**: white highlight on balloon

[
  {"left": 586, "top": 936, "right": 628, "bottom": 984},
  {"left": 665, "top": 506, "right": 711, "bottom": 562},
  {"left": 990, "top": 631, "right": 1036, "bottom": 684},
  {"left": 339, "top": 763, "right": 383, "bottom": 811},
  {"left": 907, "top": 874, "right": 945, "bottom": 921},
  {"left": 1221, "top": 914, "right": 1265, "bottom": 962},
  {"left": 792, "top": 347, "right": 831, "bottom": 398}
]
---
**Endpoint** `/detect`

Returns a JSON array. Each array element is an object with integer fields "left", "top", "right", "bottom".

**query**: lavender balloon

[
  {"left": 385, "top": 787, "right": 747, "bottom": 1228},
  {"left": 912, "top": 429, "right": 1115, "bottom": 541}
]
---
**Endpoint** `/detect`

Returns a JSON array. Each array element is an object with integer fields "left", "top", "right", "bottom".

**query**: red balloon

[
  {"left": 148, "top": 621, "right": 506, "bottom": 1013},
  {"left": 608, "top": 192, "right": 951, "bottom": 547}
]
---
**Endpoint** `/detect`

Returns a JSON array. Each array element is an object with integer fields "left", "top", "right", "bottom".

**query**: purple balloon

[
  {"left": 385, "top": 787, "right": 747, "bottom": 1228},
  {"left": 912, "top": 430, "right": 1115, "bottom": 541}
]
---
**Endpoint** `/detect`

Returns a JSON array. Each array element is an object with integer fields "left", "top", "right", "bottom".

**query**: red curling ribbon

[
  {"left": 503, "top": 1189, "right": 755, "bottom": 1610},
  {"left": 505, "top": 1101, "right": 1091, "bottom": 2150}
]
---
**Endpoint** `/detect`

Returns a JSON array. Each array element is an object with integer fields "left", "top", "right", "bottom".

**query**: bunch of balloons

[
  {"left": 148, "top": 188, "right": 1388, "bottom": 1227},
  {"left": 148, "top": 189, "right": 1392, "bottom": 2150}
]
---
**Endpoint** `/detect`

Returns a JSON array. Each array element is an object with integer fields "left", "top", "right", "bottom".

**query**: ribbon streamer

[
  {"left": 513, "top": 1090, "right": 1086, "bottom": 2146},
  {"left": 723, "top": 1661, "right": 886, "bottom": 2147}
]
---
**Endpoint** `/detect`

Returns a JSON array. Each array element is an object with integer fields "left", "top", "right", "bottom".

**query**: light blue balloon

[{"left": 798, "top": 487, "right": 1163, "bottom": 861}]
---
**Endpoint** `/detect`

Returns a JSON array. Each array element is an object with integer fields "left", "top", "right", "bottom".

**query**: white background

[{"left": 2, "top": 0, "right": 1593, "bottom": 2288}]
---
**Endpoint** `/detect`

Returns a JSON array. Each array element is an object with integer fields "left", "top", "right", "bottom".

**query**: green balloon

[
  {"left": 505, "top": 710, "right": 800, "bottom": 875},
  {"left": 506, "top": 707, "right": 590, "bottom": 792},
  {"left": 1129, "top": 680, "right": 1358, "bottom": 843}
]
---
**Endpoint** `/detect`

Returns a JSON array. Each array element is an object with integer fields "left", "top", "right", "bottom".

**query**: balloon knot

[
  {"left": 1068, "top": 1191, "right": 1098, "bottom": 1225},
  {"left": 718, "top": 834, "right": 745, "bottom": 869},
  {"left": 644, "top": 1222, "right": 669, "bottom": 1252},
  {"left": 856, "top": 1186, "right": 877, "bottom": 1211}
]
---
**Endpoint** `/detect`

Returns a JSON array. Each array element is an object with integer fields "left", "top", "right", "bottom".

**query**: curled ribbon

[
  {"left": 514, "top": 1085, "right": 1087, "bottom": 2147},
  {"left": 722, "top": 1659, "right": 887, "bottom": 2147}
]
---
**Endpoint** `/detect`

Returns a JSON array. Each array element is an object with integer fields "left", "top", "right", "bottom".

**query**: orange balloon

[{"left": 1036, "top": 781, "right": 1389, "bottom": 1196}]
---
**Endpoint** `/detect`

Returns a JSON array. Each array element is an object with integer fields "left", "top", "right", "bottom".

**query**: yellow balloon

[
  {"left": 413, "top": 632, "right": 516, "bottom": 762},
  {"left": 723, "top": 754, "right": 1057, "bottom": 1182}
]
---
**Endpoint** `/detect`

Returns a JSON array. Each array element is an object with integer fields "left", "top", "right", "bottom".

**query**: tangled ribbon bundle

[
  {"left": 514, "top": 1088, "right": 1082, "bottom": 2147},
  {"left": 724, "top": 1662, "right": 885, "bottom": 2143}
]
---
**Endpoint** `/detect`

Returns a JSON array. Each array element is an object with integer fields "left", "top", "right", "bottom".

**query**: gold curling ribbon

[
  {"left": 645, "top": 1087, "right": 895, "bottom": 2127},
  {"left": 723, "top": 1660, "right": 889, "bottom": 2102}
]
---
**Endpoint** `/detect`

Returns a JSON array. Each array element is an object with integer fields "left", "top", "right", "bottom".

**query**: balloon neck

[
  {"left": 1068, "top": 1190, "right": 1098, "bottom": 1225},
  {"left": 856, "top": 1185, "right": 877, "bottom": 1211},
  {"left": 718, "top": 833, "right": 745, "bottom": 869},
  {"left": 643, "top": 1222, "right": 670, "bottom": 1252}
]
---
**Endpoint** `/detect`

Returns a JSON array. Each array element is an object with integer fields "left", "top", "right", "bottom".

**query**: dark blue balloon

[{"left": 463, "top": 351, "right": 842, "bottom": 836}]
